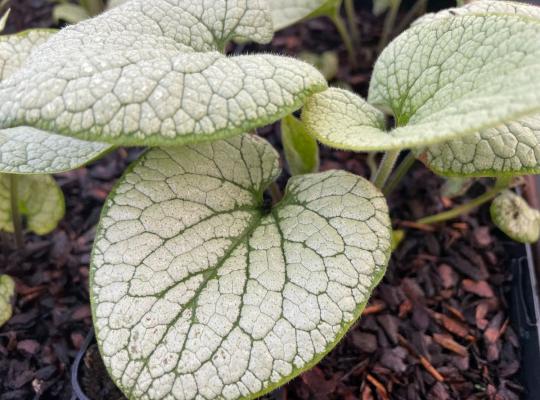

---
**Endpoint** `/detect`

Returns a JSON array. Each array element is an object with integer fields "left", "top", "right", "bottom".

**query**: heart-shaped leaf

[
  {"left": 0, "top": 0, "right": 326, "bottom": 146},
  {"left": 0, "top": 30, "right": 111, "bottom": 174},
  {"left": 271, "top": 0, "right": 341, "bottom": 31},
  {"left": 0, "top": 174, "right": 65, "bottom": 235},
  {"left": 91, "top": 134, "right": 391, "bottom": 400},
  {"left": 491, "top": 190, "right": 540, "bottom": 243},
  {"left": 0, "top": 274, "right": 15, "bottom": 327},
  {"left": 303, "top": 1, "right": 540, "bottom": 151}
]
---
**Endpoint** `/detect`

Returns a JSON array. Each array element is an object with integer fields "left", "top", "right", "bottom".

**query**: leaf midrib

[{"left": 125, "top": 207, "right": 265, "bottom": 398}]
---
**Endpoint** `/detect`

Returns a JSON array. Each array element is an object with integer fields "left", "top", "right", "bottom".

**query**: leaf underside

[
  {"left": 0, "top": 0, "right": 326, "bottom": 146},
  {"left": 91, "top": 134, "right": 391, "bottom": 400},
  {"left": 0, "top": 174, "right": 65, "bottom": 235},
  {"left": 303, "top": 1, "right": 540, "bottom": 156},
  {"left": 0, "top": 274, "right": 15, "bottom": 327},
  {"left": 490, "top": 190, "right": 540, "bottom": 243},
  {"left": 0, "top": 30, "right": 112, "bottom": 174}
]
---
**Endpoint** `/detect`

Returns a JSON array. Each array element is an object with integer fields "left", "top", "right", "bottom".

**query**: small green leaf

[
  {"left": 0, "top": 174, "right": 65, "bottom": 235},
  {"left": 0, "top": 30, "right": 112, "bottom": 173},
  {"left": 271, "top": 0, "right": 341, "bottom": 31},
  {"left": 281, "top": 114, "right": 320, "bottom": 175},
  {"left": 0, "top": 0, "right": 327, "bottom": 146},
  {"left": 91, "top": 134, "right": 391, "bottom": 400},
  {"left": 0, "top": 274, "right": 15, "bottom": 327},
  {"left": 491, "top": 190, "right": 540, "bottom": 243},
  {"left": 303, "top": 1, "right": 540, "bottom": 151}
]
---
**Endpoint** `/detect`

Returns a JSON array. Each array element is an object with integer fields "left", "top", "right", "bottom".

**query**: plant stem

[
  {"left": 383, "top": 152, "right": 416, "bottom": 196},
  {"left": 372, "top": 150, "right": 401, "bottom": 189},
  {"left": 9, "top": 175, "right": 24, "bottom": 249},
  {"left": 330, "top": 13, "right": 357, "bottom": 67},
  {"left": 378, "top": 0, "right": 402, "bottom": 54},
  {"left": 366, "top": 153, "right": 378, "bottom": 181},
  {"left": 417, "top": 177, "right": 511, "bottom": 225},
  {"left": 344, "top": 0, "right": 361, "bottom": 46}
]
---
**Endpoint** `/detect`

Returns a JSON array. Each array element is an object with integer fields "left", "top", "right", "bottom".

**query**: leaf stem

[
  {"left": 378, "top": 0, "right": 402, "bottom": 54},
  {"left": 9, "top": 175, "right": 24, "bottom": 249},
  {"left": 383, "top": 152, "right": 416, "bottom": 196},
  {"left": 366, "top": 153, "right": 378, "bottom": 181},
  {"left": 372, "top": 150, "right": 401, "bottom": 190},
  {"left": 417, "top": 177, "right": 511, "bottom": 225},
  {"left": 344, "top": 0, "right": 361, "bottom": 46},
  {"left": 330, "top": 13, "right": 357, "bottom": 67}
]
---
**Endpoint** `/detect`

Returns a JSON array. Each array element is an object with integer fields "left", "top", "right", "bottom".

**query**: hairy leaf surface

[
  {"left": 0, "top": 174, "right": 65, "bottom": 235},
  {"left": 491, "top": 190, "right": 540, "bottom": 243},
  {"left": 0, "top": 30, "right": 111, "bottom": 173},
  {"left": 0, "top": 274, "right": 15, "bottom": 327},
  {"left": 271, "top": 0, "right": 340, "bottom": 31},
  {"left": 91, "top": 135, "right": 391, "bottom": 400},
  {"left": 303, "top": 1, "right": 540, "bottom": 151},
  {"left": 0, "top": 0, "right": 326, "bottom": 146},
  {"left": 0, "top": 30, "right": 53, "bottom": 79}
]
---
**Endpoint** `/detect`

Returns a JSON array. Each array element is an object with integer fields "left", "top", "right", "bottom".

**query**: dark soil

[{"left": 0, "top": 1, "right": 528, "bottom": 399}]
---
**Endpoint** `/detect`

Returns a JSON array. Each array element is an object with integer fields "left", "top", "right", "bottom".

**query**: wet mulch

[{"left": 0, "top": 1, "right": 528, "bottom": 399}]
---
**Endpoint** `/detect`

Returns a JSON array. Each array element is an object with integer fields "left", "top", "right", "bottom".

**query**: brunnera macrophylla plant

[
  {"left": 0, "top": 1, "right": 392, "bottom": 399},
  {"left": 303, "top": 0, "right": 540, "bottom": 244},
  {"left": 0, "top": 1, "right": 538, "bottom": 400}
]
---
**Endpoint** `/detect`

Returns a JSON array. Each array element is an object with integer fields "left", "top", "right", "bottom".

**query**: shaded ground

[{"left": 0, "top": 1, "right": 526, "bottom": 399}]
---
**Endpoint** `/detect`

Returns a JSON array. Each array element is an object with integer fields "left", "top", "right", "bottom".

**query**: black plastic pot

[{"left": 70, "top": 329, "right": 94, "bottom": 400}]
